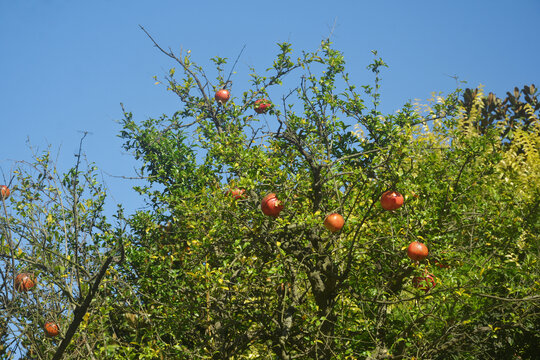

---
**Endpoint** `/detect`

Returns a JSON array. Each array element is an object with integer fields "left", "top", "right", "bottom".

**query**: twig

[
  {"left": 224, "top": 45, "right": 246, "bottom": 88},
  {"left": 472, "top": 293, "right": 540, "bottom": 302}
]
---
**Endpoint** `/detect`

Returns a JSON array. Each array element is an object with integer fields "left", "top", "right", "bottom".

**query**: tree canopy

[{"left": 1, "top": 38, "right": 539, "bottom": 359}]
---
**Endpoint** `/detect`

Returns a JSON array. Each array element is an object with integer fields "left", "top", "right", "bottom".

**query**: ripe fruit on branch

[
  {"left": 254, "top": 98, "right": 272, "bottom": 114},
  {"left": 44, "top": 322, "right": 60, "bottom": 337},
  {"left": 380, "top": 190, "right": 404, "bottom": 210},
  {"left": 407, "top": 241, "right": 429, "bottom": 261},
  {"left": 261, "top": 193, "right": 283, "bottom": 217},
  {"left": 324, "top": 213, "right": 345, "bottom": 233},
  {"left": 412, "top": 274, "right": 436, "bottom": 292},
  {"left": 0, "top": 185, "right": 10, "bottom": 199},
  {"left": 227, "top": 188, "right": 245, "bottom": 200},
  {"left": 15, "top": 273, "right": 36, "bottom": 292},
  {"left": 215, "top": 89, "right": 230, "bottom": 104}
]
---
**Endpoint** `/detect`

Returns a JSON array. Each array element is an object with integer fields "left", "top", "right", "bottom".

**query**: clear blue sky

[{"left": 1, "top": 0, "right": 539, "bottom": 217}]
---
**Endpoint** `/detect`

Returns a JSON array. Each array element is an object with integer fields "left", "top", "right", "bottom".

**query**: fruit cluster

[
  {"left": 230, "top": 184, "right": 440, "bottom": 293},
  {"left": 214, "top": 89, "right": 273, "bottom": 115}
]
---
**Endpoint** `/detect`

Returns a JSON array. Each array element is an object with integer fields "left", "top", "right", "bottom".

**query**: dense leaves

[
  {"left": 1, "top": 39, "right": 538, "bottom": 359},
  {"left": 110, "top": 40, "right": 539, "bottom": 359}
]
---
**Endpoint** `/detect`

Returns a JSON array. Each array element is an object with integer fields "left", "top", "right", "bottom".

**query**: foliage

[
  {"left": 0, "top": 139, "right": 124, "bottom": 360},
  {"left": 2, "top": 37, "right": 539, "bottom": 360},
  {"left": 109, "top": 37, "right": 539, "bottom": 360}
]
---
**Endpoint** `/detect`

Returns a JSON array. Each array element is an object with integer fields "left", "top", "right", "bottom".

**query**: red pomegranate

[
  {"left": 407, "top": 241, "right": 429, "bottom": 261},
  {"left": 380, "top": 190, "right": 404, "bottom": 211},
  {"left": 261, "top": 193, "right": 283, "bottom": 217},
  {"left": 15, "top": 273, "right": 36, "bottom": 292}
]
